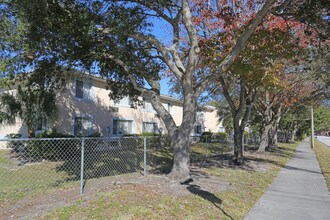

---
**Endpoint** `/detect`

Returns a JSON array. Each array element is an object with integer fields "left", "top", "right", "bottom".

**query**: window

[
  {"left": 194, "top": 125, "right": 202, "bottom": 135},
  {"left": 35, "top": 117, "right": 48, "bottom": 132},
  {"left": 74, "top": 116, "right": 92, "bottom": 136},
  {"left": 114, "top": 96, "right": 133, "bottom": 107},
  {"left": 143, "top": 97, "right": 154, "bottom": 111},
  {"left": 75, "top": 79, "right": 93, "bottom": 100},
  {"left": 168, "top": 102, "right": 174, "bottom": 114},
  {"left": 113, "top": 119, "right": 133, "bottom": 135},
  {"left": 219, "top": 127, "right": 225, "bottom": 133},
  {"left": 143, "top": 122, "right": 158, "bottom": 133}
]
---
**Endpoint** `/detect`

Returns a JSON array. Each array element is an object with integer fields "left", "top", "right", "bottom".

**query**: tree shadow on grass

[
  {"left": 183, "top": 183, "right": 234, "bottom": 220},
  {"left": 53, "top": 146, "right": 145, "bottom": 186}
]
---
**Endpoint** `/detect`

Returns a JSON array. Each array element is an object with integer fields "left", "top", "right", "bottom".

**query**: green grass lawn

[
  {"left": 0, "top": 149, "right": 79, "bottom": 204},
  {"left": 314, "top": 140, "right": 330, "bottom": 190},
  {"left": 40, "top": 142, "right": 299, "bottom": 220}
]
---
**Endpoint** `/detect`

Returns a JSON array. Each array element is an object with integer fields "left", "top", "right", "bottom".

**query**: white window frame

[
  {"left": 143, "top": 97, "right": 155, "bottom": 112},
  {"left": 113, "top": 96, "right": 134, "bottom": 108},
  {"left": 142, "top": 121, "right": 158, "bottom": 133},
  {"left": 112, "top": 118, "right": 135, "bottom": 136},
  {"left": 168, "top": 102, "right": 175, "bottom": 115},
  {"left": 74, "top": 78, "right": 94, "bottom": 102},
  {"left": 73, "top": 114, "right": 93, "bottom": 136}
]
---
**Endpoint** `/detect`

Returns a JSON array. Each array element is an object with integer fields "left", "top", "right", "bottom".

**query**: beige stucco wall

[
  {"left": 0, "top": 118, "right": 28, "bottom": 138},
  {"left": 54, "top": 75, "right": 183, "bottom": 136},
  {"left": 202, "top": 109, "right": 223, "bottom": 133},
  {"left": 193, "top": 107, "right": 224, "bottom": 135}
]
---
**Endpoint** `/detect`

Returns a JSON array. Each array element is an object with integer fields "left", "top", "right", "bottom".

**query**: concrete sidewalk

[{"left": 244, "top": 139, "right": 330, "bottom": 220}]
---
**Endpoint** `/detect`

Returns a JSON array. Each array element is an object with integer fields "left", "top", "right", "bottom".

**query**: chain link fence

[
  {"left": 0, "top": 136, "right": 172, "bottom": 201},
  {"left": 0, "top": 135, "right": 235, "bottom": 203}
]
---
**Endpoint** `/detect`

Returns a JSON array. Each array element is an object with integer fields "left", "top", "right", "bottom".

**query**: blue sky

[
  {"left": 149, "top": 17, "right": 174, "bottom": 96},
  {"left": 160, "top": 77, "right": 171, "bottom": 95}
]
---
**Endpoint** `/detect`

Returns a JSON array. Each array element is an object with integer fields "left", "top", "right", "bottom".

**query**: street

[{"left": 316, "top": 136, "right": 330, "bottom": 147}]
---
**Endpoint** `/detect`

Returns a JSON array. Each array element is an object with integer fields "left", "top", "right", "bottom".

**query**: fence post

[
  {"left": 80, "top": 138, "right": 85, "bottom": 194},
  {"left": 143, "top": 137, "right": 147, "bottom": 175},
  {"left": 206, "top": 135, "right": 209, "bottom": 159}
]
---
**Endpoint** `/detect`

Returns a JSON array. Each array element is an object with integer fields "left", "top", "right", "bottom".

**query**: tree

[
  {"left": 279, "top": 105, "right": 310, "bottom": 142},
  {"left": 0, "top": 67, "right": 59, "bottom": 137},
  {"left": 2, "top": 0, "right": 295, "bottom": 179},
  {"left": 314, "top": 106, "right": 330, "bottom": 132}
]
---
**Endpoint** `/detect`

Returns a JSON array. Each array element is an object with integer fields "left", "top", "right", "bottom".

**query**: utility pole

[{"left": 311, "top": 107, "right": 315, "bottom": 148}]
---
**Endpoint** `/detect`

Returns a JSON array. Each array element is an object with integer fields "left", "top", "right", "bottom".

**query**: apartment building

[{"left": 0, "top": 73, "right": 224, "bottom": 138}]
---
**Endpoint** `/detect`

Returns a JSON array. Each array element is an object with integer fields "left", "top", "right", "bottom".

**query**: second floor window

[
  {"left": 114, "top": 96, "right": 134, "bottom": 108},
  {"left": 168, "top": 102, "right": 174, "bottom": 115},
  {"left": 143, "top": 97, "right": 155, "bottom": 111},
  {"left": 75, "top": 79, "right": 93, "bottom": 100}
]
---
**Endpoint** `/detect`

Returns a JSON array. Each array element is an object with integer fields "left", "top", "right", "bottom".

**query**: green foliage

[
  {"left": 4, "top": 133, "right": 22, "bottom": 139},
  {"left": 139, "top": 132, "right": 160, "bottom": 137},
  {"left": 1, "top": 0, "right": 162, "bottom": 104},
  {"left": 213, "top": 132, "right": 228, "bottom": 142},
  {"left": 35, "top": 130, "right": 74, "bottom": 139},
  {"left": 314, "top": 107, "right": 330, "bottom": 131},
  {"left": 200, "top": 132, "right": 213, "bottom": 143},
  {"left": 0, "top": 70, "right": 58, "bottom": 137}
]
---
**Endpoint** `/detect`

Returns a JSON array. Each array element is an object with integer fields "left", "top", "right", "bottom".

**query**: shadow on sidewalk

[{"left": 283, "top": 165, "right": 324, "bottom": 175}]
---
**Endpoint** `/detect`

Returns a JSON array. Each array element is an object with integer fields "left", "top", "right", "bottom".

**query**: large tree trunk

[
  {"left": 290, "top": 125, "right": 297, "bottom": 142},
  {"left": 258, "top": 124, "right": 271, "bottom": 152},
  {"left": 28, "top": 129, "right": 35, "bottom": 138},
  {"left": 268, "top": 126, "right": 277, "bottom": 149},
  {"left": 268, "top": 115, "right": 281, "bottom": 150},
  {"left": 233, "top": 118, "right": 244, "bottom": 164},
  {"left": 170, "top": 131, "right": 191, "bottom": 180},
  {"left": 27, "top": 124, "right": 35, "bottom": 138},
  {"left": 167, "top": 86, "right": 197, "bottom": 180}
]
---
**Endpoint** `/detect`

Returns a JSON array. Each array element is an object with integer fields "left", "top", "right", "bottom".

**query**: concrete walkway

[{"left": 244, "top": 139, "right": 330, "bottom": 220}]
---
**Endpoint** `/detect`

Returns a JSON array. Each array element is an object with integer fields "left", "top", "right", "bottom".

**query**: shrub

[
  {"left": 22, "top": 130, "right": 79, "bottom": 161},
  {"left": 5, "top": 133, "right": 22, "bottom": 139},
  {"left": 213, "top": 132, "right": 228, "bottom": 142},
  {"left": 138, "top": 132, "right": 159, "bottom": 137},
  {"left": 5, "top": 133, "right": 23, "bottom": 153},
  {"left": 201, "top": 132, "right": 213, "bottom": 143}
]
